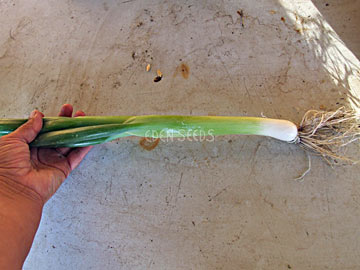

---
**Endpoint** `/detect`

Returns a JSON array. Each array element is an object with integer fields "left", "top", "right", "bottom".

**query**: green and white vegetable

[
  {"left": 0, "top": 116, "right": 298, "bottom": 147},
  {"left": 0, "top": 107, "right": 358, "bottom": 164}
]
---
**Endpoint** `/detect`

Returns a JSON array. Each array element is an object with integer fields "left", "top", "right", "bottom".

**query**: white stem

[{"left": 258, "top": 119, "right": 298, "bottom": 142}]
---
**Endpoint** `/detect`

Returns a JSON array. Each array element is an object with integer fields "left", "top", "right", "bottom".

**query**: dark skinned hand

[{"left": 0, "top": 104, "right": 92, "bottom": 203}]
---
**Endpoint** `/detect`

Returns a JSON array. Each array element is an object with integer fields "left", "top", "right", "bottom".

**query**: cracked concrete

[{"left": 0, "top": 0, "right": 359, "bottom": 269}]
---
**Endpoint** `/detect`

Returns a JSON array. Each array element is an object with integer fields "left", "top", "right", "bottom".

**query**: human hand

[
  {"left": 0, "top": 104, "right": 92, "bottom": 204},
  {"left": 0, "top": 104, "right": 92, "bottom": 268}
]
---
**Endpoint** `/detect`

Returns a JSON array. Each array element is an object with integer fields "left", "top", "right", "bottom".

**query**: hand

[{"left": 0, "top": 104, "right": 92, "bottom": 204}]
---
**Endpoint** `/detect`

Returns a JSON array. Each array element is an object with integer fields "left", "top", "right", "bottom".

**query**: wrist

[
  {"left": 0, "top": 176, "right": 43, "bottom": 220},
  {"left": 0, "top": 175, "right": 44, "bottom": 209},
  {"left": 0, "top": 177, "right": 43, "bottom": 269}
]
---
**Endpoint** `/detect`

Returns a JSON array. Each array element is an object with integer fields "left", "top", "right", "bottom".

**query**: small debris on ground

[
  {"left": 146, "top": 64, "right": 151, "bottom": 72},
  {"left": 237, "top": 9, "right": 244, "bottom": 27},
  {"left": 154, "top": 76, "right": 162, "bottom": 82},
  {"left": 154, "top": 69, "right": 163, "bottom": 82},
  {"left": 139, "top": 138, "right": 160, "bottom": 151},
  {"left": 180, "top": 63, "right": 190, "bottom": 79}
]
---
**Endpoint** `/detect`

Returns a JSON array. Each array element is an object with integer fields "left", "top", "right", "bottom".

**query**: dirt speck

[
  {"left": 139, "top": 138, "right": 160, "bottom": 151},
  {"left": 113, "top": 81, "right": 121, "bottom": 88},
  {"left": 180, "top": 63, "right": 190, "bottom": 79},
  {"left": 103, "top": 2, "right": 109, "bottom": 11},
  {"left": 281, "top": 17, "right": 285, "bottom": 22},
  {"left": 154, "top": 76, "right": 162, "bottom": 82}
]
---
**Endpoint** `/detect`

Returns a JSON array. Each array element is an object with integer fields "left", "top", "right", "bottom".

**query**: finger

[
  {"left": 58, "top": 104, "right": 73, "bottom": 117},
  {"left": 66, "top": 146, "right": 93, "bottom": 171},
  {"left": 56, "top": 104, "right": 74, "bottom": 155},
  {"left": 8, "top": 110, "right": 44, "bottom": 143},
  {"left": 57, "top": 109, "right": 87, "bottom": 156},
  {"left": 74, "top": 110, "right": 85, "bottom": 117}
]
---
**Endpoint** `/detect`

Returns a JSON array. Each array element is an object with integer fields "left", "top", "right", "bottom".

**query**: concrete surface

[
  {"left": 0, "top": 0, "right": 360, "bottom": 269},
  {"left": 312, "top": 0, "right": 360, "bottom": 59}
]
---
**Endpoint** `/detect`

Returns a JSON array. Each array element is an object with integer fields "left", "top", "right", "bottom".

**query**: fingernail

[{"left": 30, "top": 110, "right": 37, "bottom": 118}]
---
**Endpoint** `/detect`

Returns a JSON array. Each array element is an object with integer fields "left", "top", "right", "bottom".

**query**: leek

[
  {"left": 0, "top": 116, "right": 297, "bottom": 147},
  {"left": 0, "top": 108, "right": 358, "bottom": 164}
]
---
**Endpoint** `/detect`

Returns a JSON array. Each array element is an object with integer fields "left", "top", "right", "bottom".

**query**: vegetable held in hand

[{"left": 0, "top": 108, "right": 359, "bottom": 164}]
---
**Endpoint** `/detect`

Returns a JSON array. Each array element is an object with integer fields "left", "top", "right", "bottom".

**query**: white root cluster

[{"left": 297, "top": 107, "right": 360, "bottom": 165}]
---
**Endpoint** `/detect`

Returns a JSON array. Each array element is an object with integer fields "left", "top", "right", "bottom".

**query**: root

[
  {"left": 297, "top": 107, "right": 360, "bottom": 165},
  {"left": 294, "top": 152, "right": 311, "bottom": 181}
]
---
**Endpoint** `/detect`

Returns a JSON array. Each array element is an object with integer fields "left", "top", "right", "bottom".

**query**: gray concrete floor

[
  {"left": 312, "top": 0, "right": 360, "bottom": 59},
  {"left": 0, "top": 0, "right": 360, "bottom": 269}
]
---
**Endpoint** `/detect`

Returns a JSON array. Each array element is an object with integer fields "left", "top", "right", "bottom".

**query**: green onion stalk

[{"left": 0, "top": 107, "right": 358, "bottom": 164}]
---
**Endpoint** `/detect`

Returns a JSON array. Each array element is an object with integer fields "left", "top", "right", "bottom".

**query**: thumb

[{"left": 9, "top": 110, "right": 44, "bottom": 143}]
